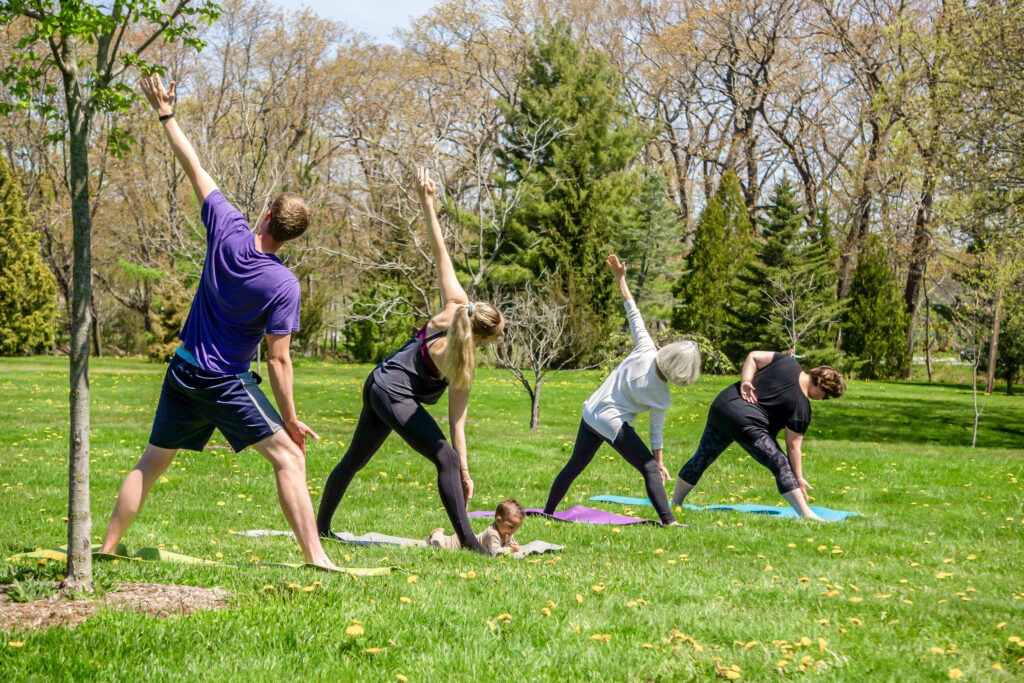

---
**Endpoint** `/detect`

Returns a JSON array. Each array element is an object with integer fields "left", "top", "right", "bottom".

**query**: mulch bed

[{"left": 0, "top": 582, "right": 231, "bottom": 633}]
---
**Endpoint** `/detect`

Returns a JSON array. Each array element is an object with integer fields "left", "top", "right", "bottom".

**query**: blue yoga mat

[{"left": 589, "top": 495, "right": 861, "bottom": 521}]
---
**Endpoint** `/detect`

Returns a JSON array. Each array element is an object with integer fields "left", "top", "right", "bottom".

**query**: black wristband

[{"left": 158, "top": 112, "right": 174, "bottom": 121}]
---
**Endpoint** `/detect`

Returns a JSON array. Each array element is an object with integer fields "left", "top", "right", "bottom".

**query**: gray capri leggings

[{"left": 678, "top": 418, "right": 800, "bottom": 495}]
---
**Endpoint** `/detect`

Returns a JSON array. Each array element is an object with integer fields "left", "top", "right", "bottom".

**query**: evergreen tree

[
  {"left": 842, "top": 235, "right": 909, "bottom": 378},
  {"left": 671, "top": 170, "right": 751, "bottom": 351},
  {"left": 615, "top": 167, "right": 681, "bottom": 315},
  {"left": 0, "top": 156, "right": 57, "bottom": 355},
  {"left": 496, "top": 21, "right": 647, "bottom": 362},
  {"left": 730, "top": 179, "right": 842, "bottom": 353}
]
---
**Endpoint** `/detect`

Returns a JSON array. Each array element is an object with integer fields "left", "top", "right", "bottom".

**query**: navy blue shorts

[{"left": 149, "top": 354, "right": 283, "bottom": 453}]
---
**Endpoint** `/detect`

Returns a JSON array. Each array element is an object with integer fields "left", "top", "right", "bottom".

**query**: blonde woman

[
  {"left": 543, "top": 255, "right": 701, "bottom": 525},
  {"left": 317, "top": 168, "right": 504, "bottom": 552}
]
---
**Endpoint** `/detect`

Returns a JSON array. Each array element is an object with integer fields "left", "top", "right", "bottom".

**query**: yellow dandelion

[
  {"left": 345, "top": 624, "right": 365, "bottom": 637},
  {"left": 407, "top": 575, "right": 418, "bottom": 584},
  {"left": 948, "top": 668, "right": 963, "bottom": 679}
]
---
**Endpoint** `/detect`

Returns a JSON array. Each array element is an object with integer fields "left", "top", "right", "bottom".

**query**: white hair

[{"left": 656, "top": 340, "right": 701, "bottom": 386}]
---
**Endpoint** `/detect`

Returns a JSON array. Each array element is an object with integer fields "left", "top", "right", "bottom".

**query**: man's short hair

[
  {"left": 267, "top": 192, "right": 310, "bottom": 242},
  {"left": 495, "top": 498, "right": 524, "bottom": 521}
]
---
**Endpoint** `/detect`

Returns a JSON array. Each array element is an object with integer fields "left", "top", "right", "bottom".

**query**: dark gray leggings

[
  {"left": 678, "top": 420, "right": 800, "bottom": 494},
  {"left": 316, "top": 376, "right": 483, "bottom": 553},
  {"left": 544, "top": 419, "right": 676, "bottom": 524}
]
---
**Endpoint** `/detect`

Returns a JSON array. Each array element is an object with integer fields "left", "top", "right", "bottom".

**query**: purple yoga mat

[{"left": 468, "top": 504, "right": 663, "bottom": 526}]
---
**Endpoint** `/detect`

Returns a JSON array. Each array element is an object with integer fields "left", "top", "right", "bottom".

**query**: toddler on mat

[{"left": 429, "top": 499, "right": 523, "bottom": 556}]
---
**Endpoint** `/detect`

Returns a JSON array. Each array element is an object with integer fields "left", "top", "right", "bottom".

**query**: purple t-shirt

[{"left": 178, "top": 191, "right": 300, "bottom": 375}]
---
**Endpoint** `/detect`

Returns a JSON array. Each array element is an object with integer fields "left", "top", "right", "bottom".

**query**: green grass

[{"left": 1, "top": 356, "right": 1023, "bottom": 681}]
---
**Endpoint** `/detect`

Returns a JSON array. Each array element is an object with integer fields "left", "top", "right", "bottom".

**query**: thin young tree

[
  {"left": 493, "top": 279, "right": 587, "bottom": 430},
  {"left": 0, "top": 0, "right": 219, "bottom": 592}
]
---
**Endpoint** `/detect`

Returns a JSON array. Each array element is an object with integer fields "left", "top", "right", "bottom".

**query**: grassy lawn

[{"left": 1, "top": 356, "right": 1022, "bottom": 681}]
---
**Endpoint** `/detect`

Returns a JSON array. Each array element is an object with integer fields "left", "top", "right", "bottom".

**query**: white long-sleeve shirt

[{"left": 581, "top": 300, "right": 670, "bottom": 450}]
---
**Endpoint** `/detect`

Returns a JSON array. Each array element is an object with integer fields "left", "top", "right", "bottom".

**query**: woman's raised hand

[
  {"left": 606, "top": 254, "right": 627, "bottom": 279},
  {"left": 415, "top": 166, "right": 437, "bottom": 207}
]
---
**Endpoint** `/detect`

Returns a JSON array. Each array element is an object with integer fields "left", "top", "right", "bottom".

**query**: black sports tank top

[{"left": 371, "top": 325, "right": 448, "bottom": 404}]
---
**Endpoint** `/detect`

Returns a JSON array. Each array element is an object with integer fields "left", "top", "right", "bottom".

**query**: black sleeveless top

[
  {"left": 710, "top": 353, "right": 811, "bottom": 439},
  {"left": 371, "top": 325, "right": 449, "bottom": 405}
]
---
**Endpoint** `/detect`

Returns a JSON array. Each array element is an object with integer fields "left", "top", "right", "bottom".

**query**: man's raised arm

[{"left": 140, "top": 73, "right": 217, "bottom": 202}]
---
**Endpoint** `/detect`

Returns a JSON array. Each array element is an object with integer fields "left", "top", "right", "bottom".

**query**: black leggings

[
  {"left": 544, "top": 419, "right": 676, "bottom": 524},
  {"left": 316, "top": 376, "right": 483, "bottom": 553},
  {"left": 678, "top": 419, "right": 800, "bottom": 495}
]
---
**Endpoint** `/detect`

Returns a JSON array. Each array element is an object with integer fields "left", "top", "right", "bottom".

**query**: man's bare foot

[{"left": 312, "top": 557, "right": 342, "bottom": 571}]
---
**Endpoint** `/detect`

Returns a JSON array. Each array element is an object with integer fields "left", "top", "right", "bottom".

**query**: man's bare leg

[
  {"left": 252, "top": 430, "right": 338, "bottom": 569},
  {"left": 100, "top": 444, "right": 177, "bottom": 554}
]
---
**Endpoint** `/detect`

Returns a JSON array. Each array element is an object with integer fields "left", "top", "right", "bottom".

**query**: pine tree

[
  {"left": 0, "top": 156, "right": 57, "bottom": 355},
  {"left": 730, "top": 179, "right": 842, "bottom": 353},
  {"left": 842, "top": 235, "right": 909, "bottom": 378},
  {"left": 615, "top": 167, "right": 681, "bottom": 314},
  {"left": 497, "top": 21, "right": 647, "bottom": 363},
  {"left": 672, "top": 170, "right": 751, "bottom": 351}
]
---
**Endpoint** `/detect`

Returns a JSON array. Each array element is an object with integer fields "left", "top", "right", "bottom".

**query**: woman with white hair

[{"left": 542, "top": 254, "right": 700, "bottom": 525}]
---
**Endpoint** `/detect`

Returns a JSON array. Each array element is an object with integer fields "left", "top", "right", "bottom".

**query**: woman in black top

[
  {"left": 316, "top": 168, "right": 505, "bottom": 552},
  {"left": 671, "top": 351, "right": 845, "bottom": 520}
]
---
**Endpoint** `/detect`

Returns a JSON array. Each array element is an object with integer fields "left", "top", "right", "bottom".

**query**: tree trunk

[
  {"left": 902, "top": 169, "right": 934, "bottom": 379},
  {"left": 91, "top": 302, "right": 102, "bottom": 357},
  {"left": 529, "top": 375, "right": 543, "bottom": 431},
  {"left": 62, "top": 49, "right": 93, "bottom": 593},
  {"left": 530, "top": 389, "right": 540, "bottom": 431},
  {"left": 837, "top": 117, "right": 884, "bottom": 300},
  {"left": 985, "top": 265, "right": 1003, "bottom": 394},
  {"left": 924, "top": 280, "right": 932, "bottom": 382}
]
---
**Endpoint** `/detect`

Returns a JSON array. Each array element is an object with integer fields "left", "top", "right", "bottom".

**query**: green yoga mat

[{"left": 6, "top": 544, "right": 391, "bottom": 577}]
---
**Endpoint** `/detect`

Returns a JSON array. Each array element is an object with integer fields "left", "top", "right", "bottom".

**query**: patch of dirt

[{"left": 0, "top": 583, "right": 231, "bottom": 633}]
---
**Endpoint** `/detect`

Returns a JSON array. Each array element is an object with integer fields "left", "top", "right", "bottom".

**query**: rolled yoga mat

[
  {"left": 5, "top": 544, "right": 390, "bottom": 576},
  {"left": 588, "top": 495, "right": 862, "bottom": 521}
]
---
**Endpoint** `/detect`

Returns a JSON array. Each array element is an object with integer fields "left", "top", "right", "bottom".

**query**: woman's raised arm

[{"left": 415, "top": 167, "right": 468, "bottom": 310}]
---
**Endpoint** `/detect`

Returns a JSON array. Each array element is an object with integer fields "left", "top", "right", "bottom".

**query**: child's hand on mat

[
  {"left": 285, "top": 419, "right": 319, "bottom": 455},
  {"left": 606, "top": 254, "right": 627, "bottom": 279},
  {"left": 740, "top": 380, "right": 757, "bottom": 403},
  {"left": 415, "top": 166, "right": 437, "bottom": 206},
  {"left": 510, "top": 542, "right": 520, "bottom": 553}
]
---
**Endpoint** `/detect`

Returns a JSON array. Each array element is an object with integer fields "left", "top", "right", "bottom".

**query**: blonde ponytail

[
  {"left": 438, "top": 304, "right": 476, "bottom": 390},
  {"left": 437, "top": 301, "right": 503, "bottom": 391}
]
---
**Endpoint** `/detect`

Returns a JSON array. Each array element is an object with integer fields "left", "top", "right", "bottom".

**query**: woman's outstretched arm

[
  {"left": 607, "top": 254, "right": 655, "bottom": 353},
  {"left": 415, "top": 167, "right": 468, "bottom": 312}
]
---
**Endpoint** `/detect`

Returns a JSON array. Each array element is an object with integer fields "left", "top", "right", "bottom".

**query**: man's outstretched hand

[
  {"left": 140, "top": 73, "right": 175, "bottom": 117},
  {"left": 285, "top": 419, "right": 319, "bottom": 455}
]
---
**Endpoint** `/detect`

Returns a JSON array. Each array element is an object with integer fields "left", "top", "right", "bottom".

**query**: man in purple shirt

[{"left": 100, "top": 74, "right": 338, "bottom": 570}]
